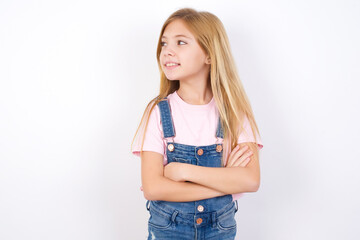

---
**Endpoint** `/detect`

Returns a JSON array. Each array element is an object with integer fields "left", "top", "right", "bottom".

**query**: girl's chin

[{"left": 165, "top": 75, "right": 180, "bottom": 81}]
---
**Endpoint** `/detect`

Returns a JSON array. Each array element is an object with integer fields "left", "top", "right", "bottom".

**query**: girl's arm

[
  {"left": 166, "top": 142, "right": 260, "bottom": 194},
  {"left": 141, "top": 151, "right": 228, "bottom": 202}
]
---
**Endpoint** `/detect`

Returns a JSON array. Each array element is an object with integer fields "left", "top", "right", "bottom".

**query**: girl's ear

[{"left": 206, "top": 57, "right": 211, "bottom": 64}]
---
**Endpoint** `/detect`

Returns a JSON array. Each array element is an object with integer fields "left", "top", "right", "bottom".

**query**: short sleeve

[
  {"left": 238, "top": 115, "right": 263, "bottom": 150},
  {"left": 131, "top": 104, "right": 165, "bottom": 157}
]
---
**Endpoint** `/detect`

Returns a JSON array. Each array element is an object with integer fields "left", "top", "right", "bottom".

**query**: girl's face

[{"left": 160, "top": 19, "right": 210, "bottom": 82}]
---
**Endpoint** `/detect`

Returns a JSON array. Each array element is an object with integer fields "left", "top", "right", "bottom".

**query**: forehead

[{"left": 161, "top": 19, "right": 194, "bottom": 39}]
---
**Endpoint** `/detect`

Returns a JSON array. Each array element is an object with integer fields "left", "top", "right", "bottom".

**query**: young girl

[{"left": 131, "top": 8, "right": 263, "bottom": 240}]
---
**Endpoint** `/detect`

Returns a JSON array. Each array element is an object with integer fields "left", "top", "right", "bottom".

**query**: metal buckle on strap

[
  {"left": 164, "top": 136, "right": 175, "bottom": 143},
  {"left": 165, "top": 137, "right": 175, "bottom": 152},
  {"left": 215, "top": 137, "right": 223, "bottom": 145}
]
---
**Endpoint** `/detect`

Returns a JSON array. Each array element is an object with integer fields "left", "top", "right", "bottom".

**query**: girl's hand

[
  {"left": 164, "top": 162, "right": 187, "bottom": 182},
  {"left": 225, "top": 144, "right": 253, "bottom": 168}
]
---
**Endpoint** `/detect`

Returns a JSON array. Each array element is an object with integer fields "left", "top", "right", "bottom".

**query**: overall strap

[
  {"left": 216, "top": 116, "right": 224, "bottom": 139},
  {"left": 157, "top": 97, "right": 176, "bottom": 138}
]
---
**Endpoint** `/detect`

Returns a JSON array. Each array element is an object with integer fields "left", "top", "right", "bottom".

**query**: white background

[{"left": 0, "top": 0, "right": 359, "bottom": 239}]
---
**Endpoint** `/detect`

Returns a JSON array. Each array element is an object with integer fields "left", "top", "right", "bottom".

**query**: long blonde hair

[{"left": 131, "top": 7, "right": 261, "bottom": 166}]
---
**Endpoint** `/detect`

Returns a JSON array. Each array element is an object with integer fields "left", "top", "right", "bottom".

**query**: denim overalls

[{"left": 145, "top": 97, "right": 239, "bottom": 240}]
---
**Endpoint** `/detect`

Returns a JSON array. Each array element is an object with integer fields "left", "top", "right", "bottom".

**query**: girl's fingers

[
  {"left": 234, "top": 157, "right": 251, "bottom": 167},
  {"left": 227, "top": 145, "right": 239, "bottom": 160},
  {"left": 232, "top": 145, "right": 250, "bottom": 161},
  {"left": 230, "top": 149, "right": 253, "bottom": 167},
  {"left": 232, "top": 158, "right": 245, "bottom": 167},
  {"left": 226, "top": 145, "right": 250, "bottom": 167},
  {"left": 226, "top": 145, "right": 239, "bottom": 167}
]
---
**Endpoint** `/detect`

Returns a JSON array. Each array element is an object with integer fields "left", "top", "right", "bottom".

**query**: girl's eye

[{"left": 160, "top": 40, "right": 186, "bottom": 47}]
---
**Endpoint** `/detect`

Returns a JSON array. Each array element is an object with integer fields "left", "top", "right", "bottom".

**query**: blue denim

[{"left": 145, "top": 97, "right": 239, "bottom": 240}]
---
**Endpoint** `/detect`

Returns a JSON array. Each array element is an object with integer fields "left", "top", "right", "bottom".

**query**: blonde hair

[{"left": 131, "top": 7, "right": 261, "bottom": 166}]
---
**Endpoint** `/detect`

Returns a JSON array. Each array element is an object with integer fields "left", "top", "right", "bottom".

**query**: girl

[{"left": 131, "top": 7, "right": 263, "bottom": 240}]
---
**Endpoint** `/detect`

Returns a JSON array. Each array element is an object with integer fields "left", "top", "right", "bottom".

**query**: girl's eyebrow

[{"left": 161, "top": 34, "right": 191, "bottom": 39}]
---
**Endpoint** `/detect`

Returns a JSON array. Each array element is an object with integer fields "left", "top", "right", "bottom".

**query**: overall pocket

[
  {"left": 148, "top": 205, "right": 173, "bottom": 230},
  {"left": 216, "top": 203, "right": 237, "bottom": 231}
]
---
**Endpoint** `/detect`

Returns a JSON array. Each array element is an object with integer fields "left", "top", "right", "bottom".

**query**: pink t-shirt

[{"left": 132, "top": 90, "right": 263, "bottom": 200}]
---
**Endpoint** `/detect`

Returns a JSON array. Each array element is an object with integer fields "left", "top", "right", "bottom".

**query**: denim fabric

[{"left": 145, "top": 97, "right": 239, "bottom": 240}]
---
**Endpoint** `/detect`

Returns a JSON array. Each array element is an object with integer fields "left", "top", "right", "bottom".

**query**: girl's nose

[{"left": 163, "top": 46, "right": 175, "bottom": 56}]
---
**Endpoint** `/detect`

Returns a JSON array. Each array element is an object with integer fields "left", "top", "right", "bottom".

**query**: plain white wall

[{"left": 0, "top": 0, "right": 359, "bottom": 239}]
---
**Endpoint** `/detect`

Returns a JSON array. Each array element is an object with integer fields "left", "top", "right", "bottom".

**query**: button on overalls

[{"left": 145, "top": 97, "right": 239, "bottom": 240}]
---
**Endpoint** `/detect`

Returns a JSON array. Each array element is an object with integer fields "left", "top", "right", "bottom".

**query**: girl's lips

[{"left": 165, "top": 64, "right": 180, "bottom": 70}]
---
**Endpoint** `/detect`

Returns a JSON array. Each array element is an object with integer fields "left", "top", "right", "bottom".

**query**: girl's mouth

[
  {"left": 165, "top": 64, "right": 180, "bottom": 70},
  {"left": 164, "top": 62, "right": 181, "bottom": 70}
]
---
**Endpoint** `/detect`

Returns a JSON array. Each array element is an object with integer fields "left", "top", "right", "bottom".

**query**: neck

[{"left": 176, "top": 86, "right": 213, "bottom": 105}]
